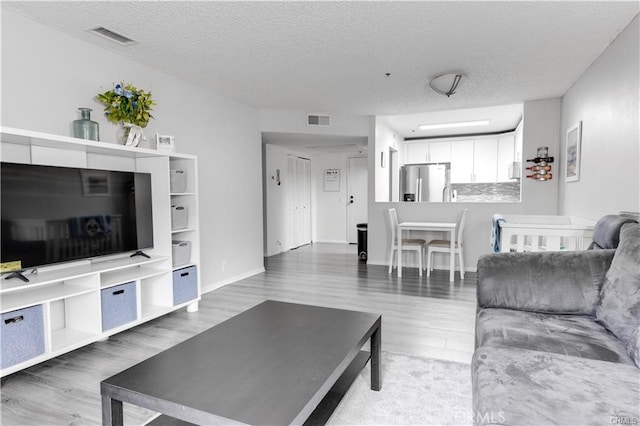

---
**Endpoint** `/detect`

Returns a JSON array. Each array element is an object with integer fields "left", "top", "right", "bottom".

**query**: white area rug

[{"left": 327, "top": 351, "right": 473, "bottom": 426}]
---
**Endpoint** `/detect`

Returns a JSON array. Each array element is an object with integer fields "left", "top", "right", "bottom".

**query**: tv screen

[{"left": 1, "top": 162, "right": 154, "bottom": 270}]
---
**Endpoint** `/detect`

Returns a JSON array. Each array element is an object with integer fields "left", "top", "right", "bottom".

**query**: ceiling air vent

[
  {"left": 89, "top": 27, "right": 137, "bottom": 45},
  {"left": 307, "top": 114, "right": 331, "bottom": 127}
]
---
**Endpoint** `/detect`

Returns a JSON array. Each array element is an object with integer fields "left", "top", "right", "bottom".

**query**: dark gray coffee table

[{"left": 101, "top": 300, "right": 381, "bottom": 425}]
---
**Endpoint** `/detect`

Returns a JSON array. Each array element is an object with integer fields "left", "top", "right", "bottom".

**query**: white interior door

[
  {"left": 288, "top": 155, "right": 311, "bottom": 249},
  {"left": 286, "top": 155, "right": 296, "bottom": 250},
  {"left": 300, "top": 158, "right": 311, "bottom": 244},
  {"left": 348, "top": 157, "right": 368, "bottom": 244}
]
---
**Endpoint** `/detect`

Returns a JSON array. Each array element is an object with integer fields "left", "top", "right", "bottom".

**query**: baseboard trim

[{"left": 202, "top": 267, "right": 265, "bottom": 294}]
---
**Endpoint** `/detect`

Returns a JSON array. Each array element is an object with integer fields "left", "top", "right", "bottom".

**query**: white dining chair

[
  {"left": 387, "top": 208, "right": 426, "bottom": 276},
  {"left": 426, "top": 208, "right": 468, "bottom": 279}
]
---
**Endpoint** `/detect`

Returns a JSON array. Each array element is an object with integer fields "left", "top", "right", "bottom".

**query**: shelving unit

[
  {"left": 168, "top": 156, "right": 200, "bottom": 302},
  {"left": 0, "top": 127, "right": 201, "bottom": 377}
]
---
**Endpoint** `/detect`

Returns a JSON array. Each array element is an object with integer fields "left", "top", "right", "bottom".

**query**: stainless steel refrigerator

[{"left": 400, "top": 163, "right": 453, "bottom": 202}]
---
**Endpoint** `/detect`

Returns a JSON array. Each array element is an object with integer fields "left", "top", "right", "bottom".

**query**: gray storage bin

[
  {"left": 101, "top": 282, "right": 137, "bottom": 332},
  {"left": 1, "top": 305, "right": 45, "bottom": 369},
  {"left": 173, "top": 266, "right": 198, "bottom": 305},
  {"left": 172, "top": 240, "right": 191, "bottom": 267},
  {"left": 171, "top": 205, "right": 188, "bottom": 230},
  {"left": 170, "top": 169, "right": 187, "bottom": 193}
]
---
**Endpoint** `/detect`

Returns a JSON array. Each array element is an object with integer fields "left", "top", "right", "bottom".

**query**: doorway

[{"left": 347, "top": 157, "right": 368, "bottom": 244}]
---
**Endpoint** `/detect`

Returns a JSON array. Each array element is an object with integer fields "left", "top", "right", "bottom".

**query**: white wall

[
  {"left": 264, "top": 144, "right": 298, "bottom": 256},
  {"left": 374, "top": 119, "right": 403, "bottom": 202},
  {"left": 1, "top": 10, "right": 264, "bottom": 291},
  {"left": 559, "top": 15, "right": 640, "bottom": 217},
  {"left": 264, "top": 142, "right": 367, "bottom": 255},
  {"left": 260, "top": 108, "right": 374, "bottom": 255},
  {"left": 260, "top": 109, "right": 372, "bottom": 137},
  {"left": 521, "top": 99, "right": 562, "bottom": 208},
  {"left": 312, "top": 153, "right": 355, "bottom": 244},
  {"left": 367, "top": 99, "right": 562, "bottom": 271}
]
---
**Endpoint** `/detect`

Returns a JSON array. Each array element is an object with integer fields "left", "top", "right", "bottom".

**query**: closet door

[
  {"left": 299, "top": 158, "right": 311, "bottom": 245},
  {"left": 288, "top": 155, "right": 311, "bottom": 249},
  {"left": 285, "top": 155, "right": 296, "bottom": 250}
]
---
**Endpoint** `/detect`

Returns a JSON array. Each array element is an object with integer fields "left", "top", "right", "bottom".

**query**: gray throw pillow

[{"left": 596, "top": 223, "right": 640, "bottom": 347}]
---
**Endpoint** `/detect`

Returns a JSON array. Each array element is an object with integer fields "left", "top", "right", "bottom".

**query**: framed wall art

[{"left": 565, "top": 121, "right": 582, "bottom": 182}]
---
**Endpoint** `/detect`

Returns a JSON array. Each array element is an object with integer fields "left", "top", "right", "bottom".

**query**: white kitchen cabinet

[
  {"left": 497, "top": 133, "right": 516, "bottom": 181},
  {"left": 404, "top": 141, "right": 450, "bottom": 164},
  {"left": 450, "top": 140, "right": 474, "bottom": 183},
  {"left": 428, "top": 141, "right": 451, "bottom": 163},
  {"left": 514, "top": 120, "right": 523, "bottom": 162},
  {"left": 473, "top": 138, "right": 498, "bottom": 183},
  {"left": 405, "top": 142, "right": 429, "bottom": 163}
]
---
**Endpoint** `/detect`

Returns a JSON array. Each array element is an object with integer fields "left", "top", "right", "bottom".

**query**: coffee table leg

[
  {"left": 102, "top": 395, "right": 123, "bottom": 426},
  {"left": 371, "top": 325, "right": 381, "bottom": 391}
]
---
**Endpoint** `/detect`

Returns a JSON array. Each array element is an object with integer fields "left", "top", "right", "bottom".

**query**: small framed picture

[{"left": 155, "top": 134, "right": 175, "bottom": 152}]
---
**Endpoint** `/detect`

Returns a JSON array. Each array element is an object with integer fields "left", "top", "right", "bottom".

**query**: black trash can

[{"left": 356, "top": 223, "right": 368, "bottom": 262}]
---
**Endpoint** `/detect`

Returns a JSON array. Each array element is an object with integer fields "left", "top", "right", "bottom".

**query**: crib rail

[{"left": 498, "top": 215, "right": 595, "bottom": 253}]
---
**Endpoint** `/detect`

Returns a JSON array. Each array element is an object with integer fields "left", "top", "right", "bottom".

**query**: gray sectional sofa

[{"left": 472, "top": 217, "right": 640, "bottom": 425}]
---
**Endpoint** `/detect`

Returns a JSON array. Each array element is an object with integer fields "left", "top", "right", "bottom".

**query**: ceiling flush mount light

[
  {"left": 429, "top": 73, "right": 464, "bottom": 97},
  {"left": 419, "top": 120, "right": 490, "bottom": 131}
]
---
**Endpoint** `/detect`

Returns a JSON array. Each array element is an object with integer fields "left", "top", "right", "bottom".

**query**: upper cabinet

[
  {"left": 403, "top": 130, "right": 521, "bottom": 184},
  {"left": 450, "top": 140, "right": 474, "bottom": 183},
  {"left": 497, "top": 133, "right": 516, "bottom": 182},
  {"left": 405, "top": 142, "right": 429, "bottom": 163},
  {"left": 473, "top": 138, "right": 498, "bottom": 183},
  {"left": 428, "top": 142, "right": 451, "bottom": 163},
  {"left": 405, "top": 141, "right": 451, "bottom": 164}
]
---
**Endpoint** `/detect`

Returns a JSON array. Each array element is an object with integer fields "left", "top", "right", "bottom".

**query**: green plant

[{"left": 96, "top": 82, "right": 155, "bottom": 128}]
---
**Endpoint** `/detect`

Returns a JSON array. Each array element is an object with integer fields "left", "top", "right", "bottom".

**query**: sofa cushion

[
  {"left": 477, "top": 250, "right": 614, "bottom": 315},
  {"left": 476, "top": 308, "right": 634, "bottom": 365},
  {"left": 596, "top": 223, "right": 640, "bottom": 347},
  {"left": 472, "top": 346, "right": 640, "bottom": 426}
]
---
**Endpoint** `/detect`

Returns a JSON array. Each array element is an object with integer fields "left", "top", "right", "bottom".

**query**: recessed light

[{"left": 418, "top": 120, "right": 490, "bottom": 131}]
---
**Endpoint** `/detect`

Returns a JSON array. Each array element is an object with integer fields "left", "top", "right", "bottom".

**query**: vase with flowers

[{"left": 96, "top": 82, "right": 155, "bottom": 146}]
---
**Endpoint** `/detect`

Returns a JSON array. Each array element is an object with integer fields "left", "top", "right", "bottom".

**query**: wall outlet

[{"left": 222, "top": 261, "right": 227, "bottom": 271}]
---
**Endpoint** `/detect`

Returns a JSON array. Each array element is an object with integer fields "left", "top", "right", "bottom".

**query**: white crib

[{"left": 497, "top": 214, "right": 596, "bottom": 252}]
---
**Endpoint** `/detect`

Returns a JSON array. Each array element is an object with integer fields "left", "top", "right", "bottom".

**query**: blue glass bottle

[{"left": 72, "top": 107, "right": 100, "bottom": 141}]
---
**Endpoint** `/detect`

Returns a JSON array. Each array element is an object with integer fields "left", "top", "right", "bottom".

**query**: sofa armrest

[{"left": 477, "top": 250, "right": 615, "bottom": 315}]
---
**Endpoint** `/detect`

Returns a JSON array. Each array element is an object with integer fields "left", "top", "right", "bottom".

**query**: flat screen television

[{"left": 1, "top": 162, "right": 154, "bottom": 276}]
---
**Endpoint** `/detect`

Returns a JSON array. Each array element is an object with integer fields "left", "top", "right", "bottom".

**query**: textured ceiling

[{"left": 3, "top": 1, "right": 638, "bottom": 119}]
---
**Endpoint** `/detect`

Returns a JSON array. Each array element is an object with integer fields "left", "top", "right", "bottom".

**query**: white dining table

[{"left": 397, "top": 221, "right": 458, "bottom": 281}]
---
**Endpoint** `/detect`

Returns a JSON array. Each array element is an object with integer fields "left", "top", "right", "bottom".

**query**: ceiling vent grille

[
  {"left": 89, "top": 27, "right": 137, "bottom": 45},
  {"left": 307, "top": 114, "right": 331, "bottom": 127}
]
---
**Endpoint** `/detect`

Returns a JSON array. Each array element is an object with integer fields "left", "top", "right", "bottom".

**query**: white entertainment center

[{"left": 0, "top": 127, "right": 201, "bottom": 377}]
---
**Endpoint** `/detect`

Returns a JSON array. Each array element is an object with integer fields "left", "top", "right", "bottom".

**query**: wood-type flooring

[{"left": 1, "top": 243, "right": 477, "bottom": 425}]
